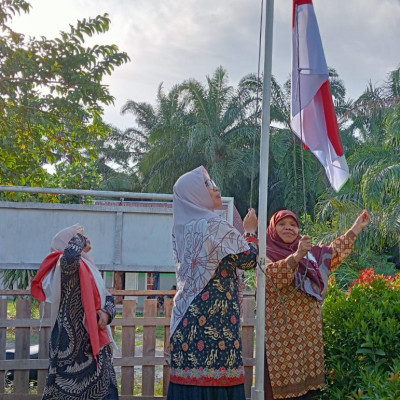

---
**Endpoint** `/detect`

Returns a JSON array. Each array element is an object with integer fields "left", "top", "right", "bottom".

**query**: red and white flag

[{"left": 291, "top": 0, "right": 349, "bottom": 192}]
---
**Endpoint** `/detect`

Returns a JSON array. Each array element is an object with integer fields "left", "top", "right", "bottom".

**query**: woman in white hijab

[
  {"left": 167, "top": 166, "right": 259, "bottom": 400},
  {"left": 31, "top": 224, "right": 118, "bottom": 400}
]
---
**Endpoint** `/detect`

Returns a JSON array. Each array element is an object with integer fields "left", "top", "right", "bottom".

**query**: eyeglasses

[{"left": 205, "top": 178, "right": 217, "bottom": 190}]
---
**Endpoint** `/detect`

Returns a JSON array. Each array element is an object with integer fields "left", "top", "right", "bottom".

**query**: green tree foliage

[
  {"left": 121, "top": 67, "right": 260, "bottom": 213},
  {"left": 0, "top": 0, "right": 130, "bottom": 186},
  {"left": 121, "top": 83, "right": 200, "bottom": 193},
  {"left": 179, "top": 66, "right": 260, "bottom": 213}
]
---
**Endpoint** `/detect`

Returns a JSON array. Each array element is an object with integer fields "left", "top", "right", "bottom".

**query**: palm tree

[
  {"left": 121, "top": 84, "right": 201, "bottom": 193},
  {"left": 177, "top": 66, "right": 259, "bottom": 199},
  {"left": 121, "top": 66, "right": 260, "bottom": 213}
]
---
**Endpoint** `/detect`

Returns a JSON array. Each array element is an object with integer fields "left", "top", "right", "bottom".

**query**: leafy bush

[{"left": 322, "top": 269, "right": 400, "bottom": 399}]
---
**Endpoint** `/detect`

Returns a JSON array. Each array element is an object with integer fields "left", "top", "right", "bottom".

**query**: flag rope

[
  {"left": 294, "top": 1, "right": 310, "bottom": 228},
  {"left": 249, "top": 0, "right": 264, "bottom": 208}
]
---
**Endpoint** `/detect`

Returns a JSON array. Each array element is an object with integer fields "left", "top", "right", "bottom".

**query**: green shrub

[{"left": 322, "top": 269, "right": 400, "bottom": 399}]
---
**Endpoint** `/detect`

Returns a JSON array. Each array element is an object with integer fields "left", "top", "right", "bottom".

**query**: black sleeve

[
  {"left": 102, "top": 295, "right": 116, "bottom": 324},
  {"left": 60, "top": 233, "right": 86, "bottom": 273},
  {"left": 225, "top": 241, "right": 258, "bottom": 271}
]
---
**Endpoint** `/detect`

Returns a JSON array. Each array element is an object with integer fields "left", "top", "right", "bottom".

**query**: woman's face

[
  {"left": 275, "top": 216, "right": 299, "bottom": 243},
  {"left": 203, "top": 170, "right": 222, "bottom": 208}
]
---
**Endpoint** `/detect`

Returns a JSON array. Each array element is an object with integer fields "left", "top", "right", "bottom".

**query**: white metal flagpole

[{"left": 251, "top": 0, "right": 274, "bottom": 399}]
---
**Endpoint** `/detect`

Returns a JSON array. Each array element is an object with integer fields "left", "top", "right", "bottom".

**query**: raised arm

[
  {"left": 225, "top": 208, "right": 259, "bottom": 271},
  {"left": 243, "top": 208, "right": 258, "bottom": 236},
  {"left": 348, "top": 209, "right": 370, "bottom": 236},
  {"left": 60, "top": 233, "right": 87, "bottom": 273},
  {"left": 330, "top": 209, "right": 370, "bottom": 269}
]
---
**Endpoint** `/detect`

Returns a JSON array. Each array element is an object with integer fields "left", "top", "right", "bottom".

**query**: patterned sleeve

[
  {"left": 60, "top": 233, "right": 87, "bottom": 273},
  {"left": 102, "top": 295, "right": 116, "bottom": 324},
  {"left": 265, "top": 257, "right": 296, "bottom": 289},
  {"left": 225, "top": 240, "right": 258, "bottom": 271},
  {"left": 329, "top": 230, "right": 357, "bottom": 272}
]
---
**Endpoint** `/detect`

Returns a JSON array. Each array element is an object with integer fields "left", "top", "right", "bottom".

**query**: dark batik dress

[
  {"left": 167, "top": 241, "right": 258, "bottom": 400},
  {"left": 42, "top": 236, "right": 119, "bottom": 400}
]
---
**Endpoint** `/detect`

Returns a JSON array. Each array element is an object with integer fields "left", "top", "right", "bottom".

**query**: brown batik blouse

[{"left": 264, "top": 231, "right": 357, "bottom": 399}]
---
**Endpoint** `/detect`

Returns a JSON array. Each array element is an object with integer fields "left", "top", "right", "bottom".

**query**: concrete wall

[
  {"left": 0, "top": 200, "right": 175, "bottom": 298},
  {"left": 0, "top": 200, "right": 177, "bottom": 273},
  {"left": 0, "top": 190, "right": 235, "bottom": 295}
]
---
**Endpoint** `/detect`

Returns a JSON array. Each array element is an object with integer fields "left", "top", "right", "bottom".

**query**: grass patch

[
  {"left": 135, "top": 325, "right": 165, "bottom": 339},
  {"left": 6, "top": 300, "right": 40, "bottom": 345}
]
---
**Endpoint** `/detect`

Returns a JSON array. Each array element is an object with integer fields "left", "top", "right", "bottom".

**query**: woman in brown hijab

[{"left": 263, "top": 209, "right": 370, "bottom": 399}]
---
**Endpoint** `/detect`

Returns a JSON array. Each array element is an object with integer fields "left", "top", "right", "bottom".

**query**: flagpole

[{"left": 251, "top": 0, "right": 274, "bottom": 399}]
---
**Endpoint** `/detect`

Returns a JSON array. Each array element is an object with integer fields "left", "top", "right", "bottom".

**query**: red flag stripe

[{"left": 320, "top": 81, "right": 344, "bottom": 156}]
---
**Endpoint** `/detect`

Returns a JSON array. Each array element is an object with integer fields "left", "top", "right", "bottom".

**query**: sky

[{"left": 10, "top": 0, "right": 400, "bottom": 130}]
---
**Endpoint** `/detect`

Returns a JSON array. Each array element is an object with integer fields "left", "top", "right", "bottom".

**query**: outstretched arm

[
  {"left": 330, "top": 209, "right": 370, "bottom": 269},
  {"left": 348, "top": 209, "right": 370, "bottom": 236}
]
